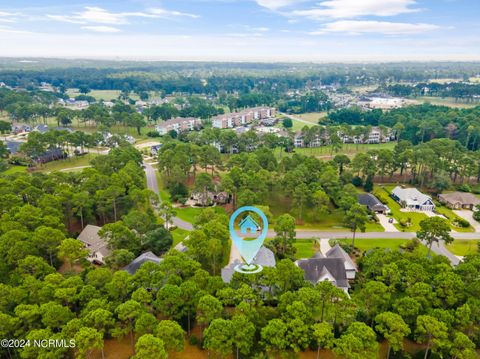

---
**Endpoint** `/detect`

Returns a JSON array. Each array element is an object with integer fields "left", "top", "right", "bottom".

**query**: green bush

[
  {"left": 146, "top": 130, "right": 160, "bottom": 137},
  {"left": 458, "top": 183, "right": 472, "bottom": 192},
  {"left": 454, "top": 217, "right": 470, "bottom": 228}
]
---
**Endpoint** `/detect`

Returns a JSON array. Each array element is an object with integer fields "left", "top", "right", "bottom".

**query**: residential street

[
  {"left": 143, "top": 162, "right": 478, "bottom": 265},
  {"left": 144, "top": 162, "right": 194, "bottom": 231}
]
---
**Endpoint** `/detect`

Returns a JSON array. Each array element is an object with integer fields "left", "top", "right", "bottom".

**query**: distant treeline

[
  {"left": 327, "top": 104, "right": 480, "bottom": 149},
  {"left": 2, "top": 61, "right": 480, "bottom": 94},
  {"left": 385, "top": 82, "right": 480, "bottom": 100}
]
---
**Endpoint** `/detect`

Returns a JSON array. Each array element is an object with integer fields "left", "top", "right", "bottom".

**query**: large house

[
  {"left": 221, "top": 246, "right": 276, "bottom": 283},
  {"left": 358, "top": 193, "right": 390, "bottom": 214},
  {"left": 212, "top": 107, "right": 276, "bottom": 129},
  {"left": 155, "top": 117, "right": 202, "bottom": 135},
  {"left": 391, "top": 186, "right": 435, "bottom": 211},
  {"left": 438, "top": 192, "right": 480, "bottom": 210},
  {"left": 296, "top": 255, "right": 350, "bottom": 294},
  {"left": 295, "top": 244, "right": 358, "bottom": 294},
  {"left": 77, "top": 225, "right": 110, "bottom": 265}
]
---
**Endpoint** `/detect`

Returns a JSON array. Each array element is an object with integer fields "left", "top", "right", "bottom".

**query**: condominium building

[
  {"left": 155, "top": 117, "right": 202, "bottom": 135},
  {"left": 211, "top": 107, "right": 276, "bottom": 129}
]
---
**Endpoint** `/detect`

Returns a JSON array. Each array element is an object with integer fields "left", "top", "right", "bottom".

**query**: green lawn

[
  {"left": 175, "top": 205, "right": 225, "bottom": 224},
  {"left": 447, "top": 240, "right": 479, "bottom": 256},
  {"left": 293, "top": 239, "right": 317, "bottom": 259},
  {"left": 335, "top": 237, "right": 429, "bottom": 255},
  {"left": 171, "top": 228, "right": 189, "bottom": 246},
  {"left": 33, "top": 153, "right": 98, "bottom": 173}
]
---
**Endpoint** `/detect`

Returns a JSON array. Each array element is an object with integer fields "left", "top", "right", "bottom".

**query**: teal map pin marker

[{"left": 229, "top": 206, "right": 268, "bottom": 266}]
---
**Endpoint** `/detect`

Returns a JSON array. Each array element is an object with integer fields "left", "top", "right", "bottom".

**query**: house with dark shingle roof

[
  {"left": 325, "top": 244, "right": 358, "bottom": 280},
  {"left": 123, "top": 251, "right": 163, "bottom": 275},
  {"left": 295, "top": 257, "right": 350, "bottom": 294},
  {"left": 438, "top": 192, "right": 480, "bottom": 210},
  {"left": 358, "top": 193, "right": 390, "bottom": 214},
  {"left": 295, "top": 243, "right": 359, "bottom": 294}
]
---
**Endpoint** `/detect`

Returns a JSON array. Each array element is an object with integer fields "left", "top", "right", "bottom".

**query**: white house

[{"left": 391, "top": 186, "right": 435, "bottom": 211}]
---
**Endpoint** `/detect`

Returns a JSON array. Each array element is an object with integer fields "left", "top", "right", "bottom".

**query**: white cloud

[
  {"left": 81, "top": 25, "right": 121, "bottom": 33},
  {"left": 255, "top": 0, "right": 300, "bottom": 10},
  {"left": 0, "top": 11, "right": 17, "bottom": 23},
  {"left": 47, "top": 6, "right": 198, "bottom": 25},
  {"left": 310, "top": 20, "right": 440, "bottom": 35},
  {"left": 148, "top": 8, "right": 199, "bottom": 19},
  {"left": 292, "top": 0, "right": 421, "bottom": 19}
]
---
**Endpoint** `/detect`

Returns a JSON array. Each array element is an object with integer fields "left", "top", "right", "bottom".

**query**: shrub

[
  {"left": 401, "top": 238, "right": 420, "bottom": 252},
  {"left": 352, "top": 176, "right": 363, "bottom": 187},
  {"left": 458, "top": 183, "right": 472, "bottom": 192},
  {"left": 399, "top": 217, "right": 411, "bottom": 227},
  {"left": 454, "top": 217, "right": 470, "bottom": 228},
  {"left": 146, "top": 131, "right": 160, "bottom": 137}
]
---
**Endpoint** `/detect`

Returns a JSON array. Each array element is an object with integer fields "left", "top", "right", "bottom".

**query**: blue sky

[{"left": 0, "top": 0, "right": 479, "bottom": 61}]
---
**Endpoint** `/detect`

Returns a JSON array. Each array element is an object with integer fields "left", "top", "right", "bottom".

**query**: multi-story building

[
  {"left": 211, "top": 107, "right": 276, "bottom": 129},
  {"left": 155, "top": 117, "right": 202, "bottom": 135}
]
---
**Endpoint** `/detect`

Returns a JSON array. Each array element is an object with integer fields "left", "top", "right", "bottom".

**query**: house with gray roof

[
  {"left": 325, "top": 244, "right": 358, "bottom": 279},
  {"left": 438, "top": 192, "right": 480, "bottom": 210},
  {"left": 295, "top": 257, "right": 350, "bottom": 294},
  {"left": 221, "top": 246, "right": 276, "bottom": 283},
  {"left": 77, "top": 225, "right": 110, "bottom": 265},
  {"left": 123, "top": 251, "right": 163, "bottom": 275},
  {"left": 391, "top": 186, "right": 434, "bottom": 211},
  {"left": 358, "top": 193, "right": 390, "bottom": 214}
]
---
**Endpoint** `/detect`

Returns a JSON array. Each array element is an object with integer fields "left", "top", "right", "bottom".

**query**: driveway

[
  {"left": 454, "top": 210, "right": 480, "bottom": 232},
  {"left": 377, "top": 214, "right": 399, "bottom": 232}
]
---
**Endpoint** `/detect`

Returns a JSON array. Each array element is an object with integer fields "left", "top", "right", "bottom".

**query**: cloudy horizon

[{"left": 0, "top": 0, "right": 479, "bottom": 62}]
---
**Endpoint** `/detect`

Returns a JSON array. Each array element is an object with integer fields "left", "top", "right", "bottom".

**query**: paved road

[
  {"left": 267, "top": 230, "right": 480, "bottom": 240},
  {"left": 143, "top": 162, "right": 193, "bottom": 231}
]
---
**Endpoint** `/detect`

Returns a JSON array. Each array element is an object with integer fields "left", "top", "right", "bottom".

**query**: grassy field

[
  {"left": 66, "top": 89, "right": 141, "bottom": 101},
  {"left": 415, "top": 96, "right": 479, "bottom": 108},
  {"left": 274, "top": 142, "right": 396, "bottom": 160},
  {"left": 295, "top": 112, "right": 328, "bottom": 123},
  {"left": 447, "top": 240, "right": 479, "bottom": 256},
  {"left": 33, "top": 153, "right": 98, "bottom": 173}
]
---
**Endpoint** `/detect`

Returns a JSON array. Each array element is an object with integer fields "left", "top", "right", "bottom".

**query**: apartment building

[
  {"left": 212, "top": 107, "right": 276, "bottom": 129},
  {"left": 155, "top": 117, "right": 202, "bottom": 135}
]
